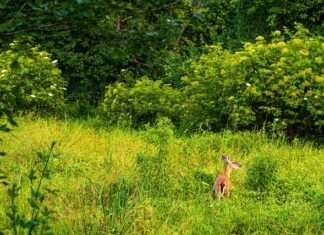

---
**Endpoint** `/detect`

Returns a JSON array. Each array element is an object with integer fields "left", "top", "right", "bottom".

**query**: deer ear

[{"left": 222, "top": 154, "right": 228, "bottom": 161}]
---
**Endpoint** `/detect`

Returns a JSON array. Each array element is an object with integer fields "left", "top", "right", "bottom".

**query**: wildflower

[
  {"left": 273, "top": 30, "right": 281, "bottom": 36},
  {"left": 244, "top": 42, "right": 253, "bottom": 50},
  {"left": 1, "top": 70, "right": 8, "bottom": 73},
  {"left": 303, "top": 97, "right": 307, "bottom": 101},
  {"left": 305, "top": 67, "right": 312, "bottom": 74},
  {"left": 314, "top": 75, "right": 324, "bottom": 82},
  {"left": 52, "top": 60, "right": 58, "bottom": 64},
  {"left": 191, "top": 81, "right": 200, "bottom": 86},
  {"left": 50, "top": 85, "right": 56, "bottom": 89},
  {"left": 274, "top": 118, "right": 279, "bottom": 122},
  {"left": 9, "top": 43, "right": 14, "bottom": 46},
  {"left": 230, "top": 60, "right": 238, "bottom": 67},
  {"left": 315, "top": 57, "right": 322, "bottom": 64},
  {"left": 314, "top": 95, "right": 318, "bottom": 99},
  {"left": 292, "top": 38, "right": 302, "bottom": 45},
  {"left": 31, "top": 95, "right": 36, "bottom": 98},
  {"left": 60, "top": 87, "right": 67, "bottom": 90},
  {"left": 256, "top": 36, "right": 264, "bottom": 41},
  {"left": 181, "top": 76, "right": 189, "bottom": 82},
  {"left": 228, "top": 96, "right": 235, "bottom": 101},
  {"left": 281, "top": 48, "right": 289, "bottom": 54},
  {"left": 48, "top": 93, "right": 53, "bottom": 97},
  {"left": 277, "top": 42, "right": 286, "bottom": 47},
  {"left": 239, "top": 56, "right": 248, "bottom": 62},
  {"left": 299, "top": 50, "right": 309, "bottom": 56},
  {"left": 246, "top": 83, "right": 251, "bottom": 87},
  {"left": 280, "top": 57, "right": 287, "bottom": 63}
]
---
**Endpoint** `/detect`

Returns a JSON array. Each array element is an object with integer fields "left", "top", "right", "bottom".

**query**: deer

[{"left": 213, "top": 154, "right": 241, "bottom": 200}]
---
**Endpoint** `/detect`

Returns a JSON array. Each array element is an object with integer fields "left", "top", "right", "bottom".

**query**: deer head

[{"left": 222, "top": 154, "right": 241, "bottom": 169}]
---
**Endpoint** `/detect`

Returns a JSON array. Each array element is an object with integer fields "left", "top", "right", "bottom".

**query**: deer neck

[{"left": 224, "top": 165, "right": 233, "bottom": 178}]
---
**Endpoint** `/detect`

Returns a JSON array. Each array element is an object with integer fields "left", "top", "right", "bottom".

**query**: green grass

[{"left": 0, "top": 117, "right": 323, "bottom": 234}]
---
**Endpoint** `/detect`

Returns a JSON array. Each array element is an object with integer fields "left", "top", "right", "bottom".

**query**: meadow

[{"left": 0, "top": 117, "right": 323, "bottom": 234}]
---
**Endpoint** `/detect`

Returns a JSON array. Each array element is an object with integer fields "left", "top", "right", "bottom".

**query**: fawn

[{"left": 213, "top": 154, "right": 241, "bottom": 200}]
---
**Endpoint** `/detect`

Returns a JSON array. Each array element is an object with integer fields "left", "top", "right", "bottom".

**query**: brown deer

[{"left": 214, "top": 154, "right": 241, "bottom": 200}]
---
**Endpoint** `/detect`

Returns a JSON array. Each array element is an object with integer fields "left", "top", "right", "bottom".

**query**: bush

[
  {"left": 183, "top": 25, "right": 324, "bottom": 135},
  {"left": 0, "top": 38, "right": 66, "bottom": 114},
  {"left": 245, "top": 153, "right": 278, "bottom": 192},
  {"left": 103, "top": 77, "right": 182, "bottom": 126}
]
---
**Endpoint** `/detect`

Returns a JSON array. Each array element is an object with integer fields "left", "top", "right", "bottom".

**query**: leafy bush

[
  {"left": 0, "top": 38, "right": 66, "bottom": 114},
  {"left": 245, "top": 153, "right": 278, "bottom": 192},
  {"left": 102, "top": 25, "right": 323, "bottom": 136},
  {"left": 103, "top": 77, "right": 182, "bottom": 126},
  {"left": 183, "top": 25, "right": 324, "bottom": 134}
]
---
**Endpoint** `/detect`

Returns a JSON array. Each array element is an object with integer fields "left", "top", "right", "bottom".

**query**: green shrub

[
  {"left": 0, "top": 38, "right": 66, "bottom": 114},
  {"left": 245, "top": 153, "right": 278, "bottom": 192},
  {"left": 183, "top": 25, "right": 324, "bottom": 134},
  {"left": 103, "top": 77, "right": 182, "bottom": 126}
]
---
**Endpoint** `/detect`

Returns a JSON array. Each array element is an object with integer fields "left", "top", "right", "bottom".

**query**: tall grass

[{"left": 0, "top": 117, "right": 323, "bottom": 234}]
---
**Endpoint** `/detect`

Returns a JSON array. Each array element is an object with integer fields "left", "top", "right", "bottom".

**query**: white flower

[
  {"left": 274, "top": 118, "right": 279, "bottom": 122},
  {"left": 246, "top": 83, "right": 251, "bottom": 87},
  {"left": 31, "top": 95, "right": 36, "bottom": 98},
  {"left": 9, "top": 43, "right": 14, "bottom": 46},
  {"left": 1, "top": 69, "right": 8, "bottom": 73},
  {"left": 50, "top": 85, "right": 56, "bottom": 89},
  {"left": 60, "top": 87, "right": 67, "bottom": 90},
  {"left": 52, "top": 60, "right": 58, "bottom": 64},
  {"left": 303, "top": 97, "right": 307, "bottom": 101},
  {"left": 314, "top": 95, "right": 318, "bottom": 99},
  {"left": 48, "top": 93, "right": 53, "bottom": 97}
]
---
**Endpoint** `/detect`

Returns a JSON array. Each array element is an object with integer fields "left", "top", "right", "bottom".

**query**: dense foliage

[
  {"left": 103, "top": 78, "right": 182, "bottom": 125},
  {"left": 0, "top": 1, "right": 323, "bottom": 134},
  {"left": 183, "top": 26, "right": 324, "bottom": 134},
  {"left": 103, "top": 26, "right": 324, "bottom": 135},
  {"left": 1, "top": 0, "right": 323, "bottom": 106},
  {"left": 0, "top": 38, "right": 65, "bottom": 114}
]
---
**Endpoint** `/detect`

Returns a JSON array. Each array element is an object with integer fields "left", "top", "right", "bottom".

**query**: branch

[{"left": 0, "top": 25, "right": 77, "bottom": 36}]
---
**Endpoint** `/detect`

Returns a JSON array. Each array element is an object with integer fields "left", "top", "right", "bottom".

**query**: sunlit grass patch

[{"left": 0, "top": 117, "right": 323, "bottom": 234}]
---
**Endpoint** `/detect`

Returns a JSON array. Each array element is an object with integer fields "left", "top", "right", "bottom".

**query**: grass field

[{"left": 0, "top": 117, "right": 323, "bottom": 234}]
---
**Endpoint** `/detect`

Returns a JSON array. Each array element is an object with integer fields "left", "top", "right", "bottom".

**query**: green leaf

[
  {"left": 27, "top": 220, "right": 39, "bottom": 230},
  {"left": 28, "top": 169, "right": 37, "bottom": 182},
  {"left": 27, "top": 198, "right": 39, "bottom": 208},
  {"left": 31, "top": 187, "right": 38, "bottom": 197}
]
